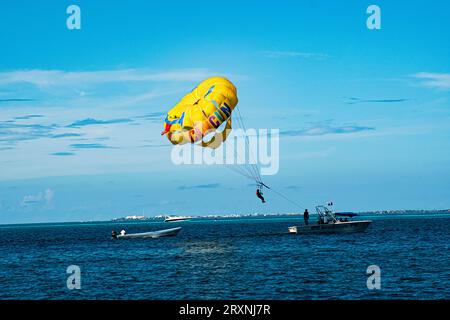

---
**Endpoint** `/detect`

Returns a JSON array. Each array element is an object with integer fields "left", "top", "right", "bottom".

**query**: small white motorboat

[
  {"left": 288, "top": 205, "right": 372, "bottom": 234},
  {"left": 112, "top": 227, "right": 182, "bottom": 239},
  {"left": 164, "top": 215, "right": 191, "bottom": 222}
]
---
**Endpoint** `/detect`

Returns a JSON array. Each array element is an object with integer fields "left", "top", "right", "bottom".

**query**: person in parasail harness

[{"left": 256, "top": 188, "right": 266, "bottom": 203}]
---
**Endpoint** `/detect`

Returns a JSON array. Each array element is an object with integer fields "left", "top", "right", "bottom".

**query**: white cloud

[
  {"left": 260, "top": 51, "right": 329, "bottom": 60},
  {"left": 280, "top": 124, "right": 375, "bottom": 137},
  {"left": 293, "top": 147, "right": 337, "bottom": 160},
  {"left": 0, "top": 68, "right": 221, "bottom": 88},
  {"left": 412, "top": 72, "right": 450, "bottom": 90},
  {"left": 44, "top": 189, "right": 54, "bottom": 203},
  {"left": 21, "top": 188, "right": 54, "bottom": 206}
]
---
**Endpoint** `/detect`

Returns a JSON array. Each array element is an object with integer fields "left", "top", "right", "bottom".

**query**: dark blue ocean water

[{"left": 0, "top": 214, "right": 449, "bottom": 300}]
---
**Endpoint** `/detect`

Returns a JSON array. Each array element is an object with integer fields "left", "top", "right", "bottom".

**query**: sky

[{"left": 0, "top": 0, "right": 449, "bottom": 224}]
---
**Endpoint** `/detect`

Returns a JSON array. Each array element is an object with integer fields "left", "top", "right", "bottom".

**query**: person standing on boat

[{"left": 303, "top": 209, "right": 309, "bottom": 225}]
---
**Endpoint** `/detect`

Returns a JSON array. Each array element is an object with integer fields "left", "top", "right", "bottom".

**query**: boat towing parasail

[{"left": 288, "top": 205, "right": 372, "bottom": 234}]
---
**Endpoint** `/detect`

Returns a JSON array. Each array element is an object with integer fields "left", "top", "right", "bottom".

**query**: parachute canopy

[{"left": 161, "top": 77, "right": 238, "bottom": 149}]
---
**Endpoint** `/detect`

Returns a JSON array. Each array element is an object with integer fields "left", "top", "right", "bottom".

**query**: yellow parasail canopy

[{"left": 161, "top": 77, "right": 238, "bottom": 149}]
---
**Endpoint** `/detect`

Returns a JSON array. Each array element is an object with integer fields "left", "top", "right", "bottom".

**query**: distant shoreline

[
  {"left": 112, "top": 209, "right": 450, "bottom": 221},
  {"left": 1, "top": 209, "right": 449, "bottom": 227}
]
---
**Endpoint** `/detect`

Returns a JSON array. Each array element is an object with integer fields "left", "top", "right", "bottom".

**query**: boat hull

[
  {"left": 117, "top": 227, "right": 182, "bottom": 239},
  {"left": 164, "top": 217, "right": 191, "bottom": 222},
  {"left": 288, "top": 220, "right": 372, "bottom": 234}
]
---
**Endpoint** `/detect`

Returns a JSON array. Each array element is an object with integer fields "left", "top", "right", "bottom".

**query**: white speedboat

[
  {"left": 164, "top": 215, "right": 191, "bottom": 222},
  {"left": 113, "top": 227, "right": 182, "bottom": 239},
  {"left": 288, "top": 205, "right": 372, "bottom": 234}
]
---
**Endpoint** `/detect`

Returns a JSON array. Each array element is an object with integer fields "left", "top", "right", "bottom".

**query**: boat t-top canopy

[{"left": 335, "top": 212, "right": 358, "bottom": 218}]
